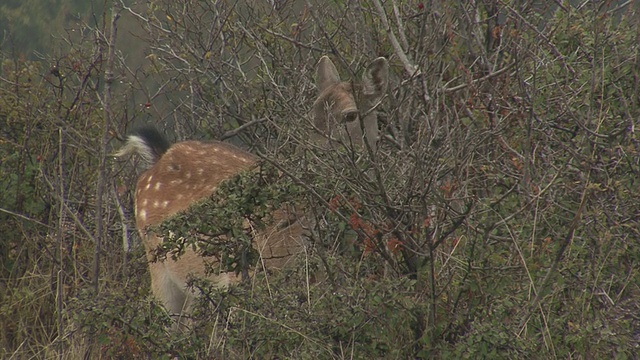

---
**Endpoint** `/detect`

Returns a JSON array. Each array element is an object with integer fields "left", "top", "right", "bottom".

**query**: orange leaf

[{"left": 387, "top": 238, "right": 403, "bottom": 254}]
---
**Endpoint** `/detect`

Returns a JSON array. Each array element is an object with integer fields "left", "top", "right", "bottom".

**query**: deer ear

[
  {"left": 317, "top": 56, "right": 341, "bottom": 92},
  {"left": 362, "top": 57, "right": 389, "bottom": 100}
]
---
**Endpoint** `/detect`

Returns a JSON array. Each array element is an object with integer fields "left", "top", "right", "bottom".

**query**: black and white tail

[{"left": 115, "top": 126, "right": 171, "bottom": 168}]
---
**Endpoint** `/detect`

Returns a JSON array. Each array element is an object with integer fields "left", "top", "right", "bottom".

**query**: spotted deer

[{"left": 116, "top": 56, "right": 388, "bottom": 326}]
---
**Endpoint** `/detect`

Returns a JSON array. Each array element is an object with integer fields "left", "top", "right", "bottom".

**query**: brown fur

[
  {"left": 312, "top": 56, "right": 389, "bottom": 151},
  {"left": 117, "top": 56, "right": 389, "bottom": 327}
]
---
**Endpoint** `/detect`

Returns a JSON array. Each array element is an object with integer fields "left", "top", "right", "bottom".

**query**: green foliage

[
  {"left": 70, "top": 285, "right": 176, "bottom": 359},
  {"left": 190, "top": 261, "right": 425, "bottom": 359},
  {"left": 153, "top": 162, "right": 302, "bottom": 274}
]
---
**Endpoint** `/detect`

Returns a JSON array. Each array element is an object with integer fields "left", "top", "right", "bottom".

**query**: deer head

[
  {"left": 312, "top": 56, "right": 389, "bottom": 152},
  {"left": 116, "top": 56, "right": 389, "bottom": 327}
]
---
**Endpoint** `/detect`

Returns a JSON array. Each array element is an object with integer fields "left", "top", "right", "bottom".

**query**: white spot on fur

[
  {"left": 153, "top": 200, "right": 160, "bottom": 208},
  {"left": 197, "top": 168, "right": 204, "bottom": 175},
  {"left": 138, "top": 209, "right": 147, "bottom": 221},
  {"left": 185, "top": 172, "right": 192, "bottom": 179},
  {"left": 145, "top": 183, "right": 151, "bottom": 190},
  {"left": 162, "top": 201, "right": 169, "bottom": 208},
  {"left": 155, "top": 182, "right": 162, "bottom": 190}
]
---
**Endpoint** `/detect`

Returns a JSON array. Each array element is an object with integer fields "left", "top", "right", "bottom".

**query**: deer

[{"left": 116, "top": 55, "right": 389, "bottom": 327}]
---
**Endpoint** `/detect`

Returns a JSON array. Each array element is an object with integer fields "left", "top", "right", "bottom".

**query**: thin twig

[
  {"left": 517, "top": 169, "right": 591, "bottom": 332},
  {"left": 220, "top": 117, "right": 266, "bottom": 141},
  {"left": 441, "top": 62, "right": 515, "bottom": 93},
  {"left": 0, "top": 207, "right": 50, "bottom": 228},
  {"left": 371, "top": 0, "right": 419, "bottom": 76}
]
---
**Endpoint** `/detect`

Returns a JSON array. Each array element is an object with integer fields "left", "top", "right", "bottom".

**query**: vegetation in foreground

[{"left": 1, "top": 1, "right": 638, "bottom": 358}]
